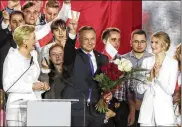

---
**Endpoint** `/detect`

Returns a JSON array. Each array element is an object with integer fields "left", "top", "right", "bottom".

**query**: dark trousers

[
  {"left": 130, "top": 110, "right": 140, "bottom": 127},
  {"left": 104, "top": 101, "right": 129, "bottom": 127},
  {"left": 71, "top": 106, "right": 105, "bottom": 127}
]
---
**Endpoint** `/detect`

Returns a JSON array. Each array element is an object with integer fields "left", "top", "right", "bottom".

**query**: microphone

[
  {"left": 61, "top": 78, "right": 86, "bottom": 127},
  {"left": 30, "top": 56, "right": 34, "bottom": 65},
  {"left": 5, "top": 56, "right": 34, "bottom": 93}
]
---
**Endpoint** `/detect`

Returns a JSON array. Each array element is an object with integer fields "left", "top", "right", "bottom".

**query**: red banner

[{"left": 1, "top": 1, "right": 142, "bottom": 54}]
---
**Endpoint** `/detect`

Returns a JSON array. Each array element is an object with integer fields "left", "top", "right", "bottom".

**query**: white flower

[
  {"left": 114, "top": 58, "right": 133, "bottom": 72},
  {"left": 120, "top": 58, "right": 127, "bottom": 63},
  {"left": 123, "top": 64, "right": 132, "bottom": 72},
  {"left": 123, "top": 61, "right": 132, "bottom": 72},
  {"left": 118, "top": 64, "right": 124, "bottom": 71},
  {"left": 113, "top": 59, "right": 120, "bottom": 65}
]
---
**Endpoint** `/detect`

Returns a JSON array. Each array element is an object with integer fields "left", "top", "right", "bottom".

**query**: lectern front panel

[{"left": 27, "top": 101, "right": 71, "bottom": 126}]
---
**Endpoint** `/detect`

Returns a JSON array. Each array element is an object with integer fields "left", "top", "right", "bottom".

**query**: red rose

[{"left": 101, "top": 65, "right": 108, "bottom": 73}]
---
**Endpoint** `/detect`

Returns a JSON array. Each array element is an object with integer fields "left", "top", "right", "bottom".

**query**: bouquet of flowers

[{"left": 94, "top": 58, "right": 145, "bottom": 113}]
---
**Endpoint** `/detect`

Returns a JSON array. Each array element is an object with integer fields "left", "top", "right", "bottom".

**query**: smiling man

[
  {"left": 62, "top": 26, "right": 109, "bottom": 127},
  {"left": 102, "top": 27, "right": 136, "bottom": 127},
  {"left": 122, "top": 29, "right": 153, "bottom": 127}
]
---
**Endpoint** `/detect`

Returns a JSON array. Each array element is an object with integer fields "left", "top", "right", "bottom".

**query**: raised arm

[{"left": 63, "top": 14, "right": 78, "bottom": 65}]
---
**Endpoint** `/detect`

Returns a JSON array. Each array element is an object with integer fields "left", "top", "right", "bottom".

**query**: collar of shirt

[
  {"left": 129, "top": 50, "right": 152, "bottom": 59},
  {"left": 81, "top": 49, "right": 97, "bottom": 73},
  {"left": 81, "top": 49, "right": 94, "bottom": 56}
]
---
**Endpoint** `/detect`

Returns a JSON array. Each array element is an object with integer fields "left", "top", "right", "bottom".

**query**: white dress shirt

[{"left": 81, "top": 49, "right": 97, "bottom": 73}]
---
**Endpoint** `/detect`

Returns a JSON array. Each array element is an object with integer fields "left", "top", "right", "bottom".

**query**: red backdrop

[{"left": 1, "top": 0, "right": 142, "bottom": 54}]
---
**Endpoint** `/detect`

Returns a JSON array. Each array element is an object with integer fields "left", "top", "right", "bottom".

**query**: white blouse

[{"left": 3, "top": 48, "right": 42, "bottom": 109}]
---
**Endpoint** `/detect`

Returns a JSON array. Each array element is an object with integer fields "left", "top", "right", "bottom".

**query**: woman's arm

[
  {"left": 155, "top": 60, "right": 178, "bottom": 95},
  {"left": 3, "top": 55, "right": 34, "bottom": 93}
]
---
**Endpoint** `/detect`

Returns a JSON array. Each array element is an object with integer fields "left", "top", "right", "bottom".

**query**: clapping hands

[{"left": 33, "top": 82, "right": 50, "bottom": 91}]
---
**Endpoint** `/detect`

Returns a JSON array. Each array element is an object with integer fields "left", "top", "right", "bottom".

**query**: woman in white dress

[
  {"left": 137, "top": 31, "right": 178, "bottom": 126},
  {"left": 3, "top": 25, "right": 49, "bottom": 126}
]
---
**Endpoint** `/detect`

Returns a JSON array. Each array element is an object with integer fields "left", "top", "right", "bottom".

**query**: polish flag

[
  {"left": 35, "top": 10, "right": 80, "bottom": 49},
  {"left": 35, "top": 22, "right": 53, "bottom": 48},
  {"left": 102, "top": 42, "right": 118, "bottom": 60},
  {"left": 35, "top": 3, "right": 72, "bottom": 48}
]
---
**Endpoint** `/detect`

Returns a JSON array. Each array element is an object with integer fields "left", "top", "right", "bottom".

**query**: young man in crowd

[
  {"left": 102, "top": 27, "right": 135, "bottom": 127},
  {"left": 1, "top": 0, "right": 21, "bottom": 29},
  {"left": 43, "top": 0, "right": 60, "bottom": 24},
  {"left": 122, "top": 29, "right": 153, "bottom": 127},
  {"left": 21, "top": 2, "right": 40, "bottom": 25},
  {"left": 39, "top": 18, "right": 77, "bottom": 65}
]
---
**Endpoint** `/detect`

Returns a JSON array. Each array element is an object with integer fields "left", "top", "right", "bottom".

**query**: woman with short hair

[{"left": 3, "top": 25, "right": 49, "bottom": 126}]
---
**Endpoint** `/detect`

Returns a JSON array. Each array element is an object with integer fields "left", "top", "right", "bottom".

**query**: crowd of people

[{"left": 0, "top": 0, "right": 181, "bottom": 127}]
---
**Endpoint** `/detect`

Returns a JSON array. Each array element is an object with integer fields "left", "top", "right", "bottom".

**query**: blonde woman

[
  {"left": 137, "top": 31, "right": 178, "bottom": 126},
  {"left": 3, "top": 25, "right": 49, "bottom": 126}
]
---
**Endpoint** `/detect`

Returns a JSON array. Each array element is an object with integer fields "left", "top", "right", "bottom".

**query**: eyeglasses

[{"left": 132, "top": 40, "right": 146, "bottom": 44}]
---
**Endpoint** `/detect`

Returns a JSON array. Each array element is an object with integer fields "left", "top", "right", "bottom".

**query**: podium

[{"left": 19, "top": 99, "right": 79, "bottom": 126}]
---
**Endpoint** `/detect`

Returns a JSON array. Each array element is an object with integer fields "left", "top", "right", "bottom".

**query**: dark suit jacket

[
  {"left": 0, "top": 28, "right": 17, "bottom": 89},
  {"left": 62, "top": 37, "right": 108, "bottom": 116}
]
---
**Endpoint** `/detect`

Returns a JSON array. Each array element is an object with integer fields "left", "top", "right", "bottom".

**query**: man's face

[
  {"left": 23, "top": 6, "right": 39, "bottom": 25},
  {"left": 79, "top": 30, "right": 96, "bottom": 52},
  {"left": 50, "top": 47, "right": 64, "bottom": 65},
  {"left": 107, "top": 31, "right": 120, "bottom": 50},
  {"left": 44, "top": 7, "right": 59, "bottom": 23},
  {"left": 10, "top": 14, "right": 25, "bottom": 32},
  {"left": 131, "top": 34, "right": 147, "bottom": 53}
]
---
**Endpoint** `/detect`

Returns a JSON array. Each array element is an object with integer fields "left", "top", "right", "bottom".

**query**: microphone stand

[{"left": 62, "top": 78, "right": 86, "bottom": 127}]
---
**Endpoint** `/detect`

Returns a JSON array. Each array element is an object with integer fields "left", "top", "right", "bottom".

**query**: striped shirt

[{"left": 121, "top": 50, "right": 153, "bottom": 100}]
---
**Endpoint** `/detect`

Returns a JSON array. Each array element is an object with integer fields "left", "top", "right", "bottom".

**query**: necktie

[
  {"left": 87, "top": 53, "right": 94, "bottom": 106},
  {"left": 87, "top": 53, "right": 94, "bottom": 76}
]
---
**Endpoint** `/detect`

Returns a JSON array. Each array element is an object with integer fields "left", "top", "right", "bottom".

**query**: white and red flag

[{"left": 102, "top": 41, "right": 118, "bottom": 60}]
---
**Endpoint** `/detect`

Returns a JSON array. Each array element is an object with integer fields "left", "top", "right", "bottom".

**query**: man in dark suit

[
  {"left": 0, "top": 11, "right": 25, "bottom": 89},
  {"left": 62, "top": 26, "right": 109, "bottom": 127}
]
